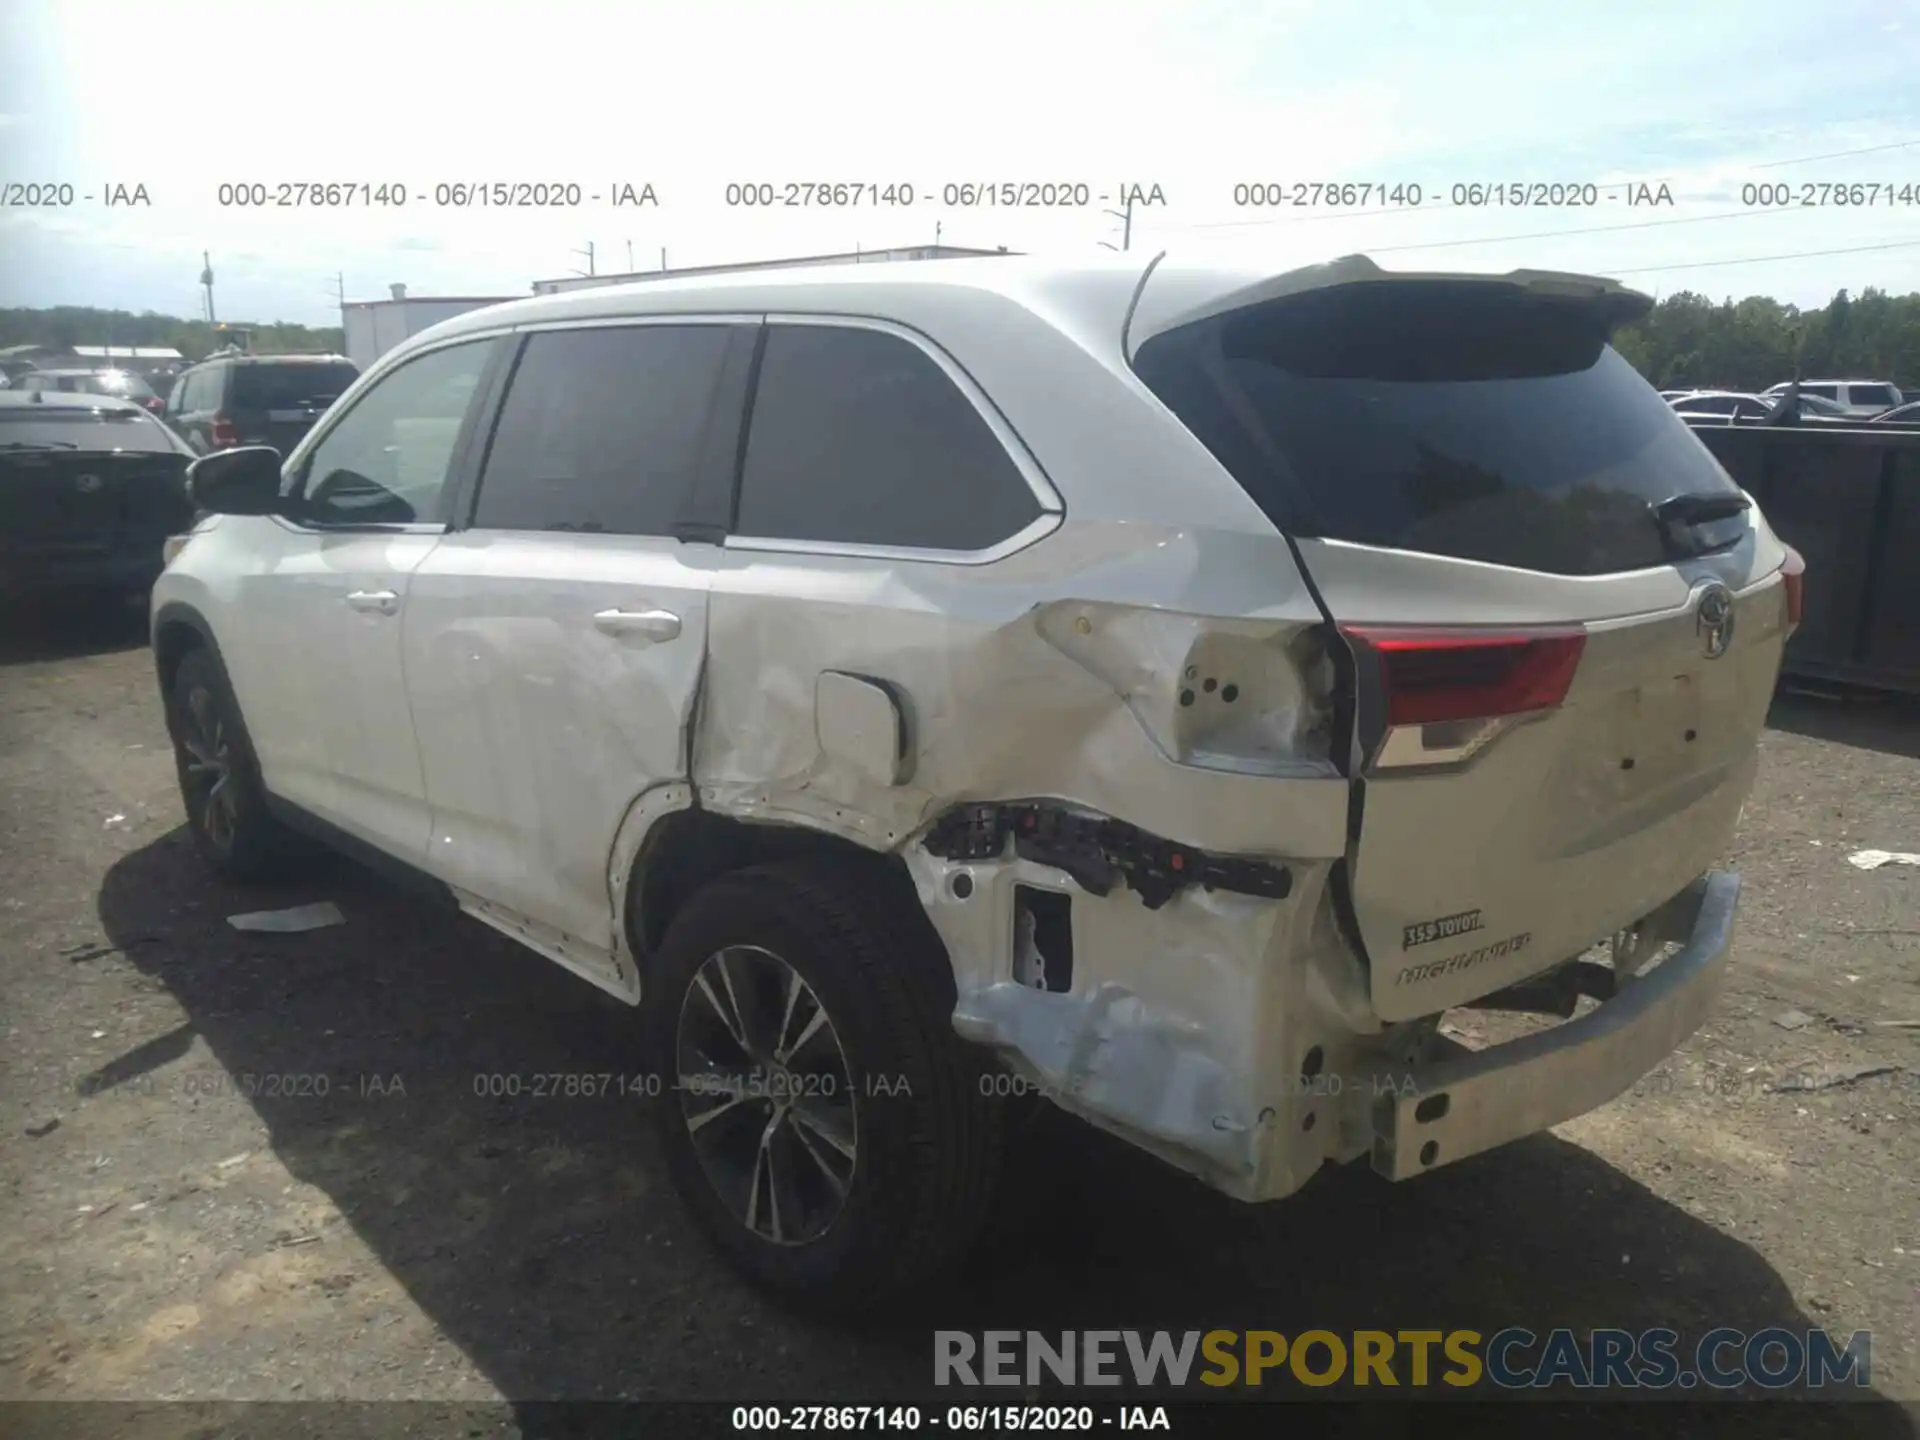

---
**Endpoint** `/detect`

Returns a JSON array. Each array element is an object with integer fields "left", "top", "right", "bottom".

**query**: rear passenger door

[{"left": 402, "top": 319, "right": 755, "bottom": 963}]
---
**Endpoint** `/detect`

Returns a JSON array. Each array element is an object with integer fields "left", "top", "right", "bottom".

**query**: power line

[
  {"left": 1751, "top": 139, "right": 1919, "bottom": 169},
  {"left": 1144, "top": 137, "right": 1920, "bottom": 235},
  {"left": 1361, "top": 207, "right": 1805, "bottom": 255},
  {"left": 1608, "top": 238, "right": 1920, "bottom": 275}
]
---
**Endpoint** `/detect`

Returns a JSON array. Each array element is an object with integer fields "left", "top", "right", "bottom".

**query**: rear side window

[
  {"left": 734, "top": 324, "right": 1041, "bottom": 552},
  {"left": 473, "top": 324, "right": 733, "bottom": 535},
  {"left": 1133, "top": 281, "right": 1745, "bottom": 576},
  {"left": 231, "top": 363, "right": 359, "bottom": 409},
  {"left": 1851, "top": 384, "right": 1898, "bottom": 408},
  {"left": 184, "top": 367, "right": 220, "bottom": 411}
]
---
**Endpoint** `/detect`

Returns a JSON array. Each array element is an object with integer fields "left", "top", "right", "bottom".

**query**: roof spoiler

[{"left": 1126, "top": 253, "right": 1655, "bottom": 358}]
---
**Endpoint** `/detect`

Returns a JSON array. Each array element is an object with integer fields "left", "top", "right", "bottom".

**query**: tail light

[
  {"left": 1780, "top": 546, "right": 1805, "bottom": 632},
  {"left": 1341, "top": 625, "right": 1587, "bottom": 771},
  {"left": 211, "top": 415, "right": 237, "bottom": 448}
]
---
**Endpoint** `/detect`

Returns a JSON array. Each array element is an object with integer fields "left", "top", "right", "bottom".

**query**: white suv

[
  {"left": 1762, "top": 378, "right": 1903, "bottom": 417},
  {"left": 152, "top": 253, "right": 1801, "bottom": 1310}
]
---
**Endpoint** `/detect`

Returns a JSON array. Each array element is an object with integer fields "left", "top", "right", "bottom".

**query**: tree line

[
  {"left": 0, "top": 306, "right": 344, "bottom": 362},
  {"left": 1605, "top": 287, "right": 1915, "bottom": 393},
  {"left": 2, "top": 286, "right": 1916, "bottom": 393}
]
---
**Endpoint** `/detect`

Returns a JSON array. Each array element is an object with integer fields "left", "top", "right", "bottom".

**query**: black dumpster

[{"left": 1687, "top": 420, "right": 1920, "bottom": 694}]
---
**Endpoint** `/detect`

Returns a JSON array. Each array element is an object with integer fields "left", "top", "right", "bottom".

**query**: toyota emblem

[
  {"left": 1696, "top": 582, "right": 1735, "bottom": 660},
  {"left": 73, "top": 472, "right": 103, "bottom": 494}
]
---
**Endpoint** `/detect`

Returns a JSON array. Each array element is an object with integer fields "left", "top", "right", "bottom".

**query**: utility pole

[
  {"left": 935, "top": 220, "right": 943, "bottom": 247},
  {"left": 1099, "top": 195, "right": 1133, "bottom": 252},
  {"left": 626, "top": 240, "right": 634, "bottom": 272},
  {"left": 200, "top": 251, "right": 217, "bottom": 323},
  {"left": 661, "top": 246, "right": 667, "bottom": 272},
  {"left": 570, "top": 241, "right": 596, "bottom": 277}
]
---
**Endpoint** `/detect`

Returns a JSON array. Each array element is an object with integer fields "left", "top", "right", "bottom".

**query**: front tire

[
  {"left": 646, "top": 858, "right": 1003, "bottom": 1313},
  {"left": 165, "top": 646, "right": 302, "bottom": 882}
]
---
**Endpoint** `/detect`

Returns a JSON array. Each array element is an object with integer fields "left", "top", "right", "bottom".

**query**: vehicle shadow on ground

[
  {"left": 0, "top": 596, "right": 149, "bottom": 667},
  {"left": 1768, "top": 687, "right": 1920, "bottom": 762},
  {"left": 94, "top": 833, "right": 1912, "bottom": 1432}
]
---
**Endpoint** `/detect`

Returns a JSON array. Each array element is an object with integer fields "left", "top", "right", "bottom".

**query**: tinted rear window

[
  {"left": 231, "top": 363, "right": 360, "bottom": 409},
  {"left": 735, "top": 324, "right": 1042, "bottom": 552},
  {"left": 1852, "top": 385, "right": 1898, "bottom": 407},
  {"left": 1133, "top": 281, "right": 1744, "bottom": 576},
  {"left": 0, "top": 408, "right": 182, "bottom": 452}
]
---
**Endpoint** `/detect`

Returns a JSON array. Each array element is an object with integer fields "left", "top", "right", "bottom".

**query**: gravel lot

[{"left": 1, "top": 602, "right": 1917, "bottom": 1434}]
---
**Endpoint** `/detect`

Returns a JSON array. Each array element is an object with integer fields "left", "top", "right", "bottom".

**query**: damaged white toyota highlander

[{"left": 152, "top": 251, "right": 1804, "bottom": 1309}]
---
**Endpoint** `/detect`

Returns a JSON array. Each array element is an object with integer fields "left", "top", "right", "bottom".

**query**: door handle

[
  {"left": 593, "top": 607, "right": 682, "bottom": 642},
  {"left": 346, "top": 589, "right": 400, "bottom": 616}
]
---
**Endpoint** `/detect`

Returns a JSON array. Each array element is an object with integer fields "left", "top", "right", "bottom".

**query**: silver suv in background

[
  {"left": 1762, "top": 378, "right": 1903, "bottom": 417},
  {"left": 152, "top": 252, "right": 1800, "bottom": 1311}
]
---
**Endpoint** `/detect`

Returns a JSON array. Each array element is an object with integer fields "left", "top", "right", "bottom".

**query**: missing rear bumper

[{"left": 1370, "top": 870, "right": 1739, "bottom": 1180}]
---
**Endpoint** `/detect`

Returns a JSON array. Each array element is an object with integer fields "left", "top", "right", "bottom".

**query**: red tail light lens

[
  {"left": 1780, "top": 546, "right": 1805, "bottom": 631},
  {"left": 1342, "top": 626, "right": 1588, "bottom": 726},
  {"left": 211, "top": 416, "right": 237, "bottom": 448}
]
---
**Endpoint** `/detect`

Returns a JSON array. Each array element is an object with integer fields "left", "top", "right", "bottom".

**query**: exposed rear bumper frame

[{"left": 1370, "top": 870, "right": 1739, "bottom": 1180}]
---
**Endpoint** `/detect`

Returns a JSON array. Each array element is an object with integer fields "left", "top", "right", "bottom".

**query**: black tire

[
  {"left": 165, "top": 645, "right": 303, "bottom": 882},
  {"left": 645, "top": 858, "right": 1003, "bottom": 1314}
]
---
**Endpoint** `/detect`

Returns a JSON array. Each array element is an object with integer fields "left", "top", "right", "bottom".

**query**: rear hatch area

[
  {"left": 1, "top": 411, "right": 195, "bottom": 572},
  {"left": 1132, "top": 264, "right": 1794, "bottom": 1021},
  {"left": 232, "top": 361, "right": 359, "bottom": 452}
]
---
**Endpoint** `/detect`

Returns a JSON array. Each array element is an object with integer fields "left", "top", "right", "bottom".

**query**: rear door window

[
  {"left": 1850, "top": 384, "right": 1898, "bottom": 409},
  {"left": 1132, "top": 281, "right": 1746, "bottom": 576},
  {"left": 1800, "top": 384, "right": 1840, "bottom": 401},
  {"left": 471, "top": 324, "right": 734, "bottom": 536},
  {"left": 733, "top": 323, "right": 1041, "bottom": 552}
]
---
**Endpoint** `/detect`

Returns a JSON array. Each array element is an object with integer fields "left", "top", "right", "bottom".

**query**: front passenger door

[{"left": 221, "top": 337, "right": 501, "bottom": 863}]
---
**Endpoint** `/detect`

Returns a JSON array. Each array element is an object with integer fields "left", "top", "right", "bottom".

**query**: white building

[{"left": 341, "top": 284, "right": 519, "bottom": 371}]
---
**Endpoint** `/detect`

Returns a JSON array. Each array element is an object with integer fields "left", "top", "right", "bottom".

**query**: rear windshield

[
  {"left": 0, "top": 408, "right": 182, "bottom": 452},
  {"left": 1133, "top": 281, "right": 1746, "bottom": 576},
  {"left": 231, "top": 363, "right": 359, "bottom": 409}
]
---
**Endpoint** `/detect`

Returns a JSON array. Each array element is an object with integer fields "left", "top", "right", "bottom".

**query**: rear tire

[
  {"left": 165, "top": 646, "right": 304, "bottom": 883},
  {"left": 645, "top": 858, "right": 1003, "bottom": 1314}
]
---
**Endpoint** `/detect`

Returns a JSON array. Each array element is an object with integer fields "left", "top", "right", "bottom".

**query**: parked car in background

[
  {"left": 17, "top": 367, "right": 167, "bottom": 417},
  {"left": 1668, "top": 391, "right": 1776, "bottom": 421},
  {"left": 0, "top": 391, "right": 197, "bottom": 602},
  {"left": 1762, "top": 379, "right": 1902, "bottom": 417},
  {"left": 152, "top": 253, "right": 1798, "bottom": 1309},
  {"left": 164, "top": 353, "right": 360, "bottom": 455}
]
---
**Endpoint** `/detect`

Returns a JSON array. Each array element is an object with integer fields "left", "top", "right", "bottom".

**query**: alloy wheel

[
  {"left": 179, "top": 685, "right": 237, "bottom": 850},
  {"left": 675, "top": 944, "right": 859, "bottom": 1246}
]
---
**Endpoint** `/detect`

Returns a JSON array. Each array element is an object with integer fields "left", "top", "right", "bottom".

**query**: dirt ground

[{"left": 1, "top": 602, "right": 1917, "bottom": 1434}]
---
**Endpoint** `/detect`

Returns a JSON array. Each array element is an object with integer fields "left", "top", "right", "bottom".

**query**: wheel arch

[
  {"left": 614, "top": 794, "right": 932, "bottom": 987},
  {"left": 151, "top": 600, "right": 224, "bottom": 700}
]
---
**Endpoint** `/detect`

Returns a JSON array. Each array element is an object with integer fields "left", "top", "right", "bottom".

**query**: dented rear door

[{"left": 1132, "top": 271, "right": 1793, "bottom": 1021}]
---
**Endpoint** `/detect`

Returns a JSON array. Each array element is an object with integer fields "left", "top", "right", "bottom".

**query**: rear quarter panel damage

[{"left": 683, "top": 520, "right": 1388, "bottom": 1197}]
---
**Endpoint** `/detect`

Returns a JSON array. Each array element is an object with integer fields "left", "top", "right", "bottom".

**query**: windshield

[{"left": 1133, "top": 280, "right": 1745, "bottom": 576}]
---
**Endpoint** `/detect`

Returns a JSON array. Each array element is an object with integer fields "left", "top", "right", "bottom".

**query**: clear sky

[{"left": 3, "top": 0, "right": 1917, "bottom": 326}]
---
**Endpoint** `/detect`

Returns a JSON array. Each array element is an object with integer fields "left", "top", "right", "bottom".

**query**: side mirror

[{"left": 187, "top": 445, "right": 286, "bottom": 515}]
